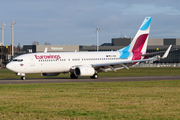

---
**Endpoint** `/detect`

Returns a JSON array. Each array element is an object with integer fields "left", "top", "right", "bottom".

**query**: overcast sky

[{"left": 0, "top": 0, "right": 180, "bottom": 46}]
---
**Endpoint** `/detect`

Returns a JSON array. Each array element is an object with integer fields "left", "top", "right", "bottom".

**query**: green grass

[
  {"left": 0, "top": 67, "right": 180, "bottom": 119},
  {"left": 0, "top": 67, "right": 180, "bottom": 79},
  {"left": 0, "top": 81, "right": 180, "bottom": 119},
  {"left": 99, "top": 67, "right": 180, "bottom": 77}
]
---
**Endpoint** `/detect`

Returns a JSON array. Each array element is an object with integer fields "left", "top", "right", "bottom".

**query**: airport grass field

[{"left": 0, "top": 67, "right": 180, "bottom": 119}]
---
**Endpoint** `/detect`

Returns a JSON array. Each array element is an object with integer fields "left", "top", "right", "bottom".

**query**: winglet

[
  {"left": 44, "top": 47, "right": 48, "bottom": 53},
  {"left": 161, "top": 45, "right": 172, "bottom": 59}
]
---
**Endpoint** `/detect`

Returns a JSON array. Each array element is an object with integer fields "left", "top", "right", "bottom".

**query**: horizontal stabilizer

[
  {"left": 141, "top": 51, "right": 167, "bottom": 56},
  {"left": 141, "top": 45, "right": 174, "bottom": 57}
]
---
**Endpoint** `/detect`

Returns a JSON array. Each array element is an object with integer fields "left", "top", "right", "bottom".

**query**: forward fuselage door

[{"left": 30, "top": 55, "right": 35, "bottom": 66}]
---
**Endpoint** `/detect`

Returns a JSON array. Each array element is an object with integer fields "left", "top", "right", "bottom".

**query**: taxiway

[{"left": 0, "top": 75, "right": 180, "bottom": 84}]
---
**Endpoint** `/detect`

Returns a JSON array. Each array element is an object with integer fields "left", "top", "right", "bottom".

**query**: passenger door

[{"left": 30, "top": 56, "right": 35, "bottom": 66}]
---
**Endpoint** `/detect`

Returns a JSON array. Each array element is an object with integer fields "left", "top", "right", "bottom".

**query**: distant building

[
  {"left": 100, "top": 43, "right": 112, "bottom": 46},
  {"left": 108, "top": 38, "right": 180, "bottom": 46},
  {"left": 112, "top": 38, "right": 132, "bottom": 46},
  {"left": 23, "top": 45, "right": 79, "bottom": 53},
  {"left": 0, "top": 46, "right": 12, "bottom": 67}
]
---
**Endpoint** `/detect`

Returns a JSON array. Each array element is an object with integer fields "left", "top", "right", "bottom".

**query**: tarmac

[{"left": 0, "top": 75, "right": 180, "bottom": 84}]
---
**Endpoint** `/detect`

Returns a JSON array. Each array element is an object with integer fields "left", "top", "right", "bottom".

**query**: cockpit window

[
  {"left": 12, "top": 59, "right": 23, "bottom": 62},
  {"left": 12, "top": 59, "right": 18, "bottom": 61},
  {"left": 18, "top": 59, "right": 23, "bottom": 62}
]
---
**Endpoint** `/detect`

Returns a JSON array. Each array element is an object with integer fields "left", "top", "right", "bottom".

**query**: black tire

[
  {"left": 94, "top": 73, "right": 98, "bottom": 79},
  {"left": 70, "top": 73, "right": 78, "bottom": 79},
  {"left": 90, "top": 73, "right": 98, "bottom": 79}
]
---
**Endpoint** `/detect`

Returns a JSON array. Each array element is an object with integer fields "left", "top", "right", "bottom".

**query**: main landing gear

[
  {"left": 70, "top": 73, "right": 78, "bottom": 79},
  {"left": 90, "top": 73, "right": 98, "bottom": 79},
  {"left": 70, "top": 73, "right": 98, "bottom": 79}
]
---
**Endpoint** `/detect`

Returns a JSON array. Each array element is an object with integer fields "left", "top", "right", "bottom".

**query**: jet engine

[
  {"left": 41, "top": 73, "right": 60, "bottom": 76},
  {"left": 74, "top": 66, "right": 95, "bottom": 76}
]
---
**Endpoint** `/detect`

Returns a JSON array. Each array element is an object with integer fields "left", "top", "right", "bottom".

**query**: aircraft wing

[
  {"left": 92, "top": 57, "right": 157, "bottom": 68},
  {"left": 92, "top": 57, "right": 157, "bottom": 72}
]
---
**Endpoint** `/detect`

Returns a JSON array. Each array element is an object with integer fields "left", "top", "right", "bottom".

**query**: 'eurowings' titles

[{"left": 35, "top": 55, "right": 61, "bottom": 60}]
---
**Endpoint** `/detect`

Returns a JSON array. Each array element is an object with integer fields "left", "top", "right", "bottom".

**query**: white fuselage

[{"left": 6, "top": 51, "right": 132, "bottom": 74}]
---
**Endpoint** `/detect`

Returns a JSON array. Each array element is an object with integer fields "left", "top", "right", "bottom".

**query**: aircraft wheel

[
  {"left": 21, "top": 76, "right": 25, "bottom": 80},
  {"left": 90, "top": 73, "right": 98, "bottom": 79},
  {"left": 70, "top": 73, "right": 78, "bottom": 79}
]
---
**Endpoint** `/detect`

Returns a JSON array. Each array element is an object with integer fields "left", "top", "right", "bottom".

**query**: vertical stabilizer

[
  {"left": 118, "top": 17, "right": 151, "bottom": 60},
  {"left": 129, "top": 17, "right": 151, "bottom": 54}
]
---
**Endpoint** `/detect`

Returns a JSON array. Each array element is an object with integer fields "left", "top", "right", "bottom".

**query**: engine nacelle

[
  {"left": 41, "top": 73, "right": 60, "bottom": 76},
  {"left": 74, "top": 66, "right": 95, "bottom": 76}
]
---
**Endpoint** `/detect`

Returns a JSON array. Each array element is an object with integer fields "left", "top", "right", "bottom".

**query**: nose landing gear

[
  {"left": 15, "top": 73, "right": 26, "bottom": 80},
  {"left": 21, "top": 76, "right": 26, "bottom": 80}
]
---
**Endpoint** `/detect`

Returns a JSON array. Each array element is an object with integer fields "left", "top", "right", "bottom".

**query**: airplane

[{"left": 6, "top": 17, "right": 172, "bottom": 80}]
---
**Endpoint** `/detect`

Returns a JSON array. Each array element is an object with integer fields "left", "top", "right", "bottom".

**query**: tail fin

[
  {"left": 118, "top": 17, "right": 151, "bottom": 59},
  {"left": 129, "top": 17, "right": 151, "bottom": 54}
]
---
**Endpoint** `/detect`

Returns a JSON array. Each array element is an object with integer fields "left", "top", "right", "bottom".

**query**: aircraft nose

[
  {"left": 6, "top": 63, "right": 11, "bottom": 70},
  {"left": 6, "top": 62, "right": 14, "bottom": 71}
]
